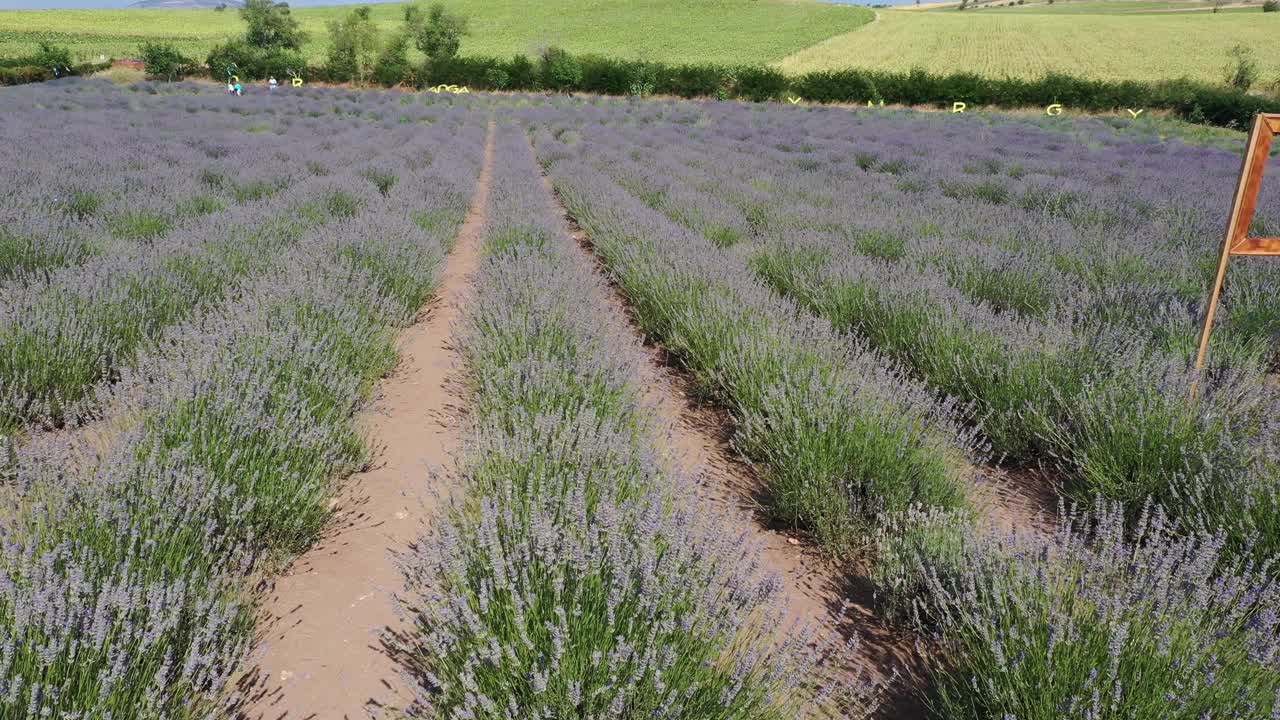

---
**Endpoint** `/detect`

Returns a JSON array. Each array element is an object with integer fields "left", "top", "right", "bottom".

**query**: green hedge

[
  {"left": 190, "top": 41, "right": 1278, "bottom": 130},
  {"left": 813, "top": 68, "right": 1280, "bottom": 129},
  {"left": 0, "top": 61, "right": 110, "bottom": 87},
  {"left": 140, "top": 41, "right": 197, "bottom": 81},
  {"left": 407, "top": 52, "right": 1277, "bottom": 130},
  {"left": 205, "top": 39, "right": 306, "bottom": 82},
  {"left": 0, "top": 42, "right": 107, "bottom": 86}
]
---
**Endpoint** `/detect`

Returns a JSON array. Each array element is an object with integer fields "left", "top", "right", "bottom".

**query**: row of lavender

[
  {"left": 614, "top": 114, "right": 1279, "bottom": 368},
  {"left": 0, "top": 79, "right": 454, "bottom": 282},
  {"left": 544, "top": 101, "right": 1280, "bottom": 559},
  {"left": 0, "top": 80, "right": 479, "bottom": 436},
  {"left": 393, "top": 124, "right": 873, "bottom": 718},
  {"left": 530, "top": 117, "right": 982, "bottom": 552},
  {"left": 0, "top": 82, "right": 483, "bottom": 717},
  {"left": 530, "top": 100, "right": 1279, "bottom": 371},
  {"left": 522, "top": 99, "right": 1280, "bottom": 717}
]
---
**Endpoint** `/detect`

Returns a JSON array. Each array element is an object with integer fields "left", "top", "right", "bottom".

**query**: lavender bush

[
  {"left": 1, "top": 80, "right": 484, "bottom": 718},
  {"left": 7, "top": 79, "right": 1280, "bottom": 720},
  {"left": 0, "top": 79, "right": 481, "bottom": 435},
  {"left": 397, "top": 125, "right": 873, "bottom": 719},
  {"left": 540, "top": 101, "right": 1280, "bottom": 557},
  {"left": 876, "top": 500, "right": 1280, "bottom": 719},
  {"left": 537, "top": 137, "right": 982, "bottom": 553}
]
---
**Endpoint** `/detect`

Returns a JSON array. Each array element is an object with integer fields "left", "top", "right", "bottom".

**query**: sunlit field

[
  {"left": 3, "top": 77, "right": 1278, "bottom": 719},
  {"left": 776, "top": 8, "right": 1280, "bottom": 82}
]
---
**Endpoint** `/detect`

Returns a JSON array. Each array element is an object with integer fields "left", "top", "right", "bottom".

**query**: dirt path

[
  {"left": 972, "top": 465, "right": 1061, "bottom": 538},
  {"left": 238, "top": 120, "right": 494, "bottom": 720},
  {"left": 631, "top": 353, "right": 931, "bottom": 717},
  {"left": 532, "top": 155, "right": 927, "bottom": 719}
]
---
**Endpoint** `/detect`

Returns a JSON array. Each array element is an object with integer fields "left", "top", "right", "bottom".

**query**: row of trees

[
  {"left": 140, "top": 0, "right": 469, "bottom": 86},
  {"left": 324, "top": 3, "right": 469, "bottom": 85}
]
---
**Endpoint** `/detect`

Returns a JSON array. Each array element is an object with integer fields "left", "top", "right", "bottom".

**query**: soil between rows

[
  {"left": 531, "top": 151, "right": 928, "bottom": 718},
  {"left": 234, "top": 122, "right": 1063, "bottom": 718},
  {"left": 237, "top": 120, "right": 495, "bottom": 720},
  {"left": 531, "top": 137, "right": 1067, "bottom": 719}
]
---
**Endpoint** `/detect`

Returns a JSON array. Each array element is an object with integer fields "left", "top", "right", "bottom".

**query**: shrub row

[
  {"left": 429, "top": 55, "right": 1277, "bottom": 130},
  {"left": 196, "top": 38, "right": 1275, "bottom": 130},
  {"left": 206, "top": 39, "right": 307, "bottom": 83},
  {"left": 141, "top": 41, "right": 200, "bottom": 81},
  {"left": 3, "top": 157, "right": 466, "bottom": 717},
  {"left": 536, "top": 131, "right": 981, "bottom": 553},
  {"left": 791, "top": 67, "right": 1280, "bottom": 127},
  {"left": 396, "top": 124, "right": 863, "bottom": 718},
  {"left": 0, "top": 61, "right": 111, "bottom": 86},
  {"left": 875, "top": 501, "right": 1280, "bottom": 720},
  {"left": 0, "top": 40, "right": 109, "bottom": 85},
  {"left": 416, "top": 53, "right": 788, "bottom": 102}
]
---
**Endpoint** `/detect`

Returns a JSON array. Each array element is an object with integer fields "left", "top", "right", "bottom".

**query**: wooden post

[{"left": 1192, "top": 113, "right": 1280, "bottom": 383}]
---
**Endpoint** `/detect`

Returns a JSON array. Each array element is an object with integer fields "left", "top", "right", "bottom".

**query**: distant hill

[{"left": 129, "top": 0, "right": 242, "bottom": 7}]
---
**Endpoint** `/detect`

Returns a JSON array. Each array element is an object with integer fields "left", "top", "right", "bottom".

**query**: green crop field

[
  {"left": 0, "top": 0, "right": 873, "bottom": 65},
  {"left": 934, "top": 0, "right": 1267, "bottom": 13},
  {"left": 3, "top": 0, "right": 1275, "bottom": 87},
  {"left": 776, "top": 6, "right": 1280, "bottom": 83}
]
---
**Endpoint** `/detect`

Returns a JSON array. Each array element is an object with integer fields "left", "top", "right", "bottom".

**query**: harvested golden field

[{"left": 776, "top": 9, "right": 1280, "bottom": 83}]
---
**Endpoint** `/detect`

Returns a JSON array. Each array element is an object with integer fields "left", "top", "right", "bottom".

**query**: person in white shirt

[{"left": 269, "top": 76, "right": 278, "bottom": 92}]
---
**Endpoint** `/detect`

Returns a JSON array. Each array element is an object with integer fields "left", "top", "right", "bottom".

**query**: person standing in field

[
  {"left": 227, "top": 81, "right": 235, "bottom": 95},
  {"left": 269, "top": 76, "right": 278, "bottom": 92}
]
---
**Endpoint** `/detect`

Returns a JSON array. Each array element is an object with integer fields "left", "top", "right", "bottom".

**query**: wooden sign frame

[{"left": 1193, "top": 113, "right": 1280, "bottom": 371}]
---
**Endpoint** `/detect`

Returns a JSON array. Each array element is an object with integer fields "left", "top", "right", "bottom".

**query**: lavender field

[{"left": 2, "top": 79, "right": 1278, "bottom": 720}]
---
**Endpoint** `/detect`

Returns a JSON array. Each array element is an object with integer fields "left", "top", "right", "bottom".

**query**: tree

[
  {"left": 206, "top": 38, "right": 306, "bottom": 80},
  {"left": 408, "top": 3, "right": 469, "bottom": 64},
  {"left": 326, "top": 6, "right": 380, "bottom": 83},
  {"left": 240, "top": 0, "right": 306, "bottom": 51},
  {"left": 372, "top": 31, "right": 412, "bottom": 86},
  {"left": 32, "top": 42, "right": 72, "bottom": 71},
  {"left": 540, "top": 46, "right": 581, "bottom": 91},
  {"left": 140, "top": 41, "right": 192, "bottom": 81},
  {"left": 1224, "top": 44, "right": 1258, "bottom": 91}
]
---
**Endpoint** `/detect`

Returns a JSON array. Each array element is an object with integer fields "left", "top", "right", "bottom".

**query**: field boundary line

[
  {"left": 237, "top": 118, "right": 496, "bottom": 720},
  {"left": 773, "top": 8, "right": 879, "bottom": 68}
]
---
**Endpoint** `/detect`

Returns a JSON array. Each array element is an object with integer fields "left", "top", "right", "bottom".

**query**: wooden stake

[{"left": 1192, "top": 113, "right": 1280, "bottom": 393}]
